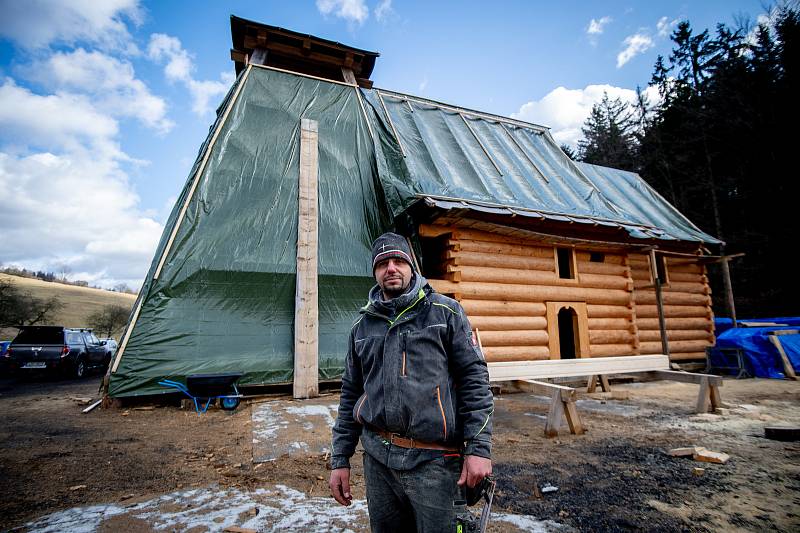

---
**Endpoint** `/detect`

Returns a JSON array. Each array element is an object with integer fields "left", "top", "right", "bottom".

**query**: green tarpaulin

[{"left": 110, "top": 67, "right": 390, "bottom": 397}]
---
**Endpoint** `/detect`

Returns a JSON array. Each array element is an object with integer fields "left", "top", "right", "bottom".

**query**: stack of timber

[
  {"left": 630, "top": 253, "right": 715, "bottom": 361},
  {"left": 421, "top": 224, "right": 638, "bottom": 363}
]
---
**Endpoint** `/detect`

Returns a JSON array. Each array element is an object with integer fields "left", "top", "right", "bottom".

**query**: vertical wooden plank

[
  {"left": 695, "top": 376, "right": 710, "bottom": 413},
  {"left": 599, "top": 375, "right": 611, "bottom": 392},
  {"left": 545, "top": 389, "right": 564, "bottom": 437},
  {"left": 562, "top": 398, "right": 585, "bottom": 435},
  {"left": 709, "top": 384, "right": 723, "bottom": 410},
  {"left": 294, "top": 118, "right": 319, "bottom": 399},
  {"left": 587, "top": 375, "right": 598, "bottom": 393},
  {"left": 649, "top": 250, "right": 670, "bottom": 357}
]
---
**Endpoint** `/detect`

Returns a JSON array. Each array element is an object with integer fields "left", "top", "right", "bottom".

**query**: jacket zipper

[
  {"left": 435, "top": 386, "right": 447, "bottom": 440},
  {"left": 401, "top": 332, "right": 406, "bottom": 377},
  {"left": 355, "top": 395, "right": 367, "bottom": 423}
]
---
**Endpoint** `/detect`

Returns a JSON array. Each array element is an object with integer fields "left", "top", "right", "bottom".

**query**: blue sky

[{"left": 0, "top": 0, "right": 771, "bottom": 289}]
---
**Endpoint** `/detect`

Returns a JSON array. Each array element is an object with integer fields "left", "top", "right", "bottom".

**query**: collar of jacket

[{"left": 362, "top": 272, "right": 430, "bottom": 324}]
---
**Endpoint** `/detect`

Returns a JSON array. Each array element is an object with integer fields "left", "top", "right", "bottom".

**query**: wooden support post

[
  {"left": 599, "top": 375, "right": 611, "bottom": 392},
  {"left": 563, "top": 393, "right": 585, "bottom": 435},
  {"left": 587, "top": 375, "right": 597, "bottom": 393},
  {"left": 294, "top": 118, "right": 319, "bottom": 399},
  {"left": 720, "top": 255, "right": 738, "bottom": 328},
  {"left": 696, "top": 376, "right": 710, "bottom": 413},
  {"left": 769, "top": 335, "right": 797, "bottom": 380},
  {"left": 709, "top": 382, "right": 722, "bottom": 411},
  {"left": 649, "top": 249, "right": 670, "bottom": 357},
  {"left": 518, "top": 380, "right": 584, "bottom": 437},
  {"left": 545, "top": 389, "right": 564, "bottom": 438}
]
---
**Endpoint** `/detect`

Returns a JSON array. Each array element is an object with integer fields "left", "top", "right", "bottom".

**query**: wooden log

[
  {"left": 638, "top": 329, "right": 713, "bottom": 342},
  {"left": 631, "top": 269, "right": 707, "bottom": 283},
  {"left": 447, "top": 250, "right": 555, "bottom": 271},
  {"left": 479, "top": 330, "right": 549, "bottom": 347},
  {"left": 635, "top": 305, "right": 710, "bottom": 319},
  {"left": 768, "top": 335, "right": 797, "bottom": 380},
  {"left": 482, "top": 346, "right": 551, "bottom": 361},
  {"left": 662, "top": 281, "right": 710, "bottom": 295},
  {"left": 636, "top": 317, "right": 712, "bottom": 330},
  {"left": 639, "top": 339, "right": 712, "bottom": 354},
  {"left": 589, "top": 344, "right": 637, "bottom": 357},
  {"left": 587, "top": 304, "right": 633, "bottom": 319},
  {"left": 429, "top": 279, "right": 631, "bottom": 305},
  {"left": 451, "top": 227, "right": 542, "bottom": 246},
  {"left": 454, "top": 239, "right": 556, "bottom": 258},
  {"left": 455, "top": 265, "right": 557, "bottom": 285},
  {"left": 634, "top": 291, "right": 710, "bottom": 306},
  {"left": 455, "top": 265, "right": 630, "bottom": 290},
  {"left": 589, "top": 330, "right": 634, "bottom": 345},
  {"left": 588, "top": 317, "right": 632, "bottom": 329},
  {"left": 468, "top": 316, "right": 548, "bottom": 331},
  {"left": 668, "top": 351, "right": 708, "bottom": 361},
  {"left": 418, "top": 224, "right": 453, "bottom": 238},
  {"left": 574, "top": 261, "right": 629, "bottom": 276},
  {"left": 545, "top": 389, "right": 564, "bottom": 437},
  {"left": 461, "top": 300, "right": 547, "bottom": 316},
  {"left": 574, "top": 252, "right": 626, "bottom": 264}
]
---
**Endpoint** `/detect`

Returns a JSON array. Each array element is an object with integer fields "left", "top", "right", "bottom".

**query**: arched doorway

[
  {"left": 546, "top": 301, "right": 590, "bottom": 359},
  {"left": 557, "top": 307, "right": 578, "bottom": 359}
]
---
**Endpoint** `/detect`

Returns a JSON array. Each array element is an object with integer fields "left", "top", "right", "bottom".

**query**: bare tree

[
  {"left": 85, "top": 305, "right": 131, "bottom": 338},
  {"left": 0, "top": 280, "right": 64, "bottom": 329}
]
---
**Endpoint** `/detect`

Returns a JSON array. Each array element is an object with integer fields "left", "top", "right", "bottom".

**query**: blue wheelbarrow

[{"left": 158, "top": 372, "right": 243, "bottom": 414}]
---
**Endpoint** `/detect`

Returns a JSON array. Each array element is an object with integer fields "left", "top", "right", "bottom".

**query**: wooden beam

[
  {"left": 645, "top": 369, "right": 722, "bottom": 386},
  {"left": 293, "top": 118, "right": 320, "bottom": 399},
  {"left": 487, "top": 354, "right": 670, "bottom": 382},
  {"left": 517, "top": 380, "right": 584, "bottom": 436},
  {"left": 341, "top": 67, "right": 357, "bottom": 85},
  {"left": 769, "top": 335, "right": 798, "bottom": 380},
  {"left": 250, "top": 47, "right": 268, "bottom": 66}
]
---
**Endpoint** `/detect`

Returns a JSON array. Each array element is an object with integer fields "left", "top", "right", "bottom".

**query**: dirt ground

[{"left": 1, "top": 372, "right": 799, "bottom": 532}]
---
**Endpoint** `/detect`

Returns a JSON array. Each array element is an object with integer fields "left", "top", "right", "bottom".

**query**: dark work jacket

[{"left": 330, "top": 273, "right": 493, "bottom": 470}]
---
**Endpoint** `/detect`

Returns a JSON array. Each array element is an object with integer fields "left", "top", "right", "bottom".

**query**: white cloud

[
  {"left": 419, "top": 77, "right": 428, "bottom": 93},
  {"left": 147, "top": 33, "right": 234, "bottom": 115},
  {"left": 0, "top": 0, "right": 142, "bottom": 52},
  {"left": 375, "top": 0, "right": 393, "bottom": 22},
  {"left": 0, "top": 79, "right": 118, "bottom": 150},
  {"left": 587, "top": 16, "right": 612, "bottom": 35},
  {"left": 316, "top": 0, "right": 369, "bottom": 25},
  {"left": 0, "top": 78, "right": 163, "bottom": 289},
  {"left": 617, "top": 32, "right": 654, "bottom": 68},
  {"left": 656, "top": 16, "right": 679, "bottom": 38},
  {"left": 512, "top": 84, "right": 660, "bottom": 147},
  {"left": 30, "top": 49, "right": 173, "bottom": 134}
]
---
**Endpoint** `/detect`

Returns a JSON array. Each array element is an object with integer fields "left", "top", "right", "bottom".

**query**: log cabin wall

[
  {"left": 629, "top": 253, "right": 715, "bottom": 361},
  {"left": 420, "top": 224, "right": 639, "bottom": 363}
]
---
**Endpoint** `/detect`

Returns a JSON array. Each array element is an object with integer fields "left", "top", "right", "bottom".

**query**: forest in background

[{"left": 570, "top": 4, "right": 799, "bottom": 318}]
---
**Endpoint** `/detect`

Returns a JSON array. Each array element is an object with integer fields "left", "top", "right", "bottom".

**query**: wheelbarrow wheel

[{"left": 220, "top": 397, "right": 240, "bottom": 411}]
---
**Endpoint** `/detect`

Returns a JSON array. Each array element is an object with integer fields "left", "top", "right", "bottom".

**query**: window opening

[
  {"left": 655, "top": 254, "right": 669, "bottom": 284},
  {"left": 557, "top": 248, "right": 575, "bottom": 279},
  {"left": 589, "top": 251, "right": 605, "bottom": 263}
]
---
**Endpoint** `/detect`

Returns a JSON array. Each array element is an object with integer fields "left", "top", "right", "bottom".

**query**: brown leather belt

[{"left": 372, "top": 428, "right": 461, "bottom": 452}]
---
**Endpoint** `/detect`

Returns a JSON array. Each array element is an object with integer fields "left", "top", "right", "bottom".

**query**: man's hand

[
  {"left": 329, "top": 467, "right": 353, "bottom": 506},
  {"left": 458, "top": 455, "right": 492, "bottom": 488}
]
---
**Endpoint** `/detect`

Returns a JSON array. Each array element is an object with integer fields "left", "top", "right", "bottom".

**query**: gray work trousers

[{"left": 363, "top": 452, "right": 463, "bottom": 533}]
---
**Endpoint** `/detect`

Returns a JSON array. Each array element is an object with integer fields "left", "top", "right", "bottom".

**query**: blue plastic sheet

[{"left": 712, "top": 326, "right": 799, "bottom": 378}]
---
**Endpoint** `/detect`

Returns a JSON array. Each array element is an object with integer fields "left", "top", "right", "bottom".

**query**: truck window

[{"left": 12, "top": 328, "right": 63, "bottom": 344}]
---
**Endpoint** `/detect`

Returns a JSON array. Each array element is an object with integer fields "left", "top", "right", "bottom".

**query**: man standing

[{"left": 329, "top": 232, "right": 493, "bottom": 532}]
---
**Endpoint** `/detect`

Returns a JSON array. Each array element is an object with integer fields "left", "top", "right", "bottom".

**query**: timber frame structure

[{"left": 105, "top": 16, "right": 728, "bottom": 402}]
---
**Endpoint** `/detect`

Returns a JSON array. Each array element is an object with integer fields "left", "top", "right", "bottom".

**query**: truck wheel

[{"left": 75, "top": 358, "right": 86, "bottom": 379}]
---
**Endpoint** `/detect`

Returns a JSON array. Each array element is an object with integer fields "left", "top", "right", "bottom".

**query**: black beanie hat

[{"left": 371, "top": 232, "right": 414, "bottom": 272}]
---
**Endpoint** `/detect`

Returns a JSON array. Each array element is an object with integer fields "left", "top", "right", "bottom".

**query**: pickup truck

[{"left": 5, "top": 326, "right": 109, "bottom": 378}]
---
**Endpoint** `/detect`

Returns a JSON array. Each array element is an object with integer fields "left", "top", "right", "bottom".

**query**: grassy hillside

[{"left": 1, "top": 274, "right": 137, "bottom": 340}]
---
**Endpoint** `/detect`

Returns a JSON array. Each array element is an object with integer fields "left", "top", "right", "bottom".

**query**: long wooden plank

[
  {"left": 645, "top": 370, "right": 722, "bottom": 386},
  {"left": 487, "top": 354, "right": 670, "bottom": 381},
  {"left": 293, "top": 118, "right": 319, "bottom": 399}
]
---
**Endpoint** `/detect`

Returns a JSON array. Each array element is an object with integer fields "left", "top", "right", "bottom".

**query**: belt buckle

[{"left": 390, "top": 433, "right": 413, "bottom": 448}]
